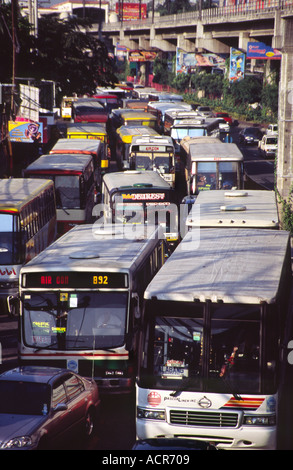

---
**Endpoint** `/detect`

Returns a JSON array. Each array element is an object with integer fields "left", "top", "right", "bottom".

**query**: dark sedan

[
  {"left": 0, "top": 366, "right": 100, "bottom": 450},
  {"left": 239, "top": 127, "right": 263, "bottom": 145}
]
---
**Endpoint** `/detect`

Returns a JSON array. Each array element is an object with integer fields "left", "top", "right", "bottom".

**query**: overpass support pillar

[{"left": 276, "top": 18, "right": 293, "bottom": 200}]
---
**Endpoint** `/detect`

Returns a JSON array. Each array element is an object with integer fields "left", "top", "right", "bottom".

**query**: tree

[
  {"left": 0, "top": 4, "right": 117, "bottom": 101},
  {"left": 32, "top": 15, "right": 117, "bottom": 101}
]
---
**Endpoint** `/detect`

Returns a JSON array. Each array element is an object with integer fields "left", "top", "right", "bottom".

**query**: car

[
  {"left": 0, "top": 366, "right": 101, "bottom": 450},
  {"left": 216, "top": 117, "right": 230, "bottom": 133},
  {"left": 196, "top": 106, "right": 213, "bottom": 117},
  {"left": 214, "top": 112, "right": 232, "bottom": 125},
  {"left": 132, "top": 438, "right": 217, "bottom": 450},
  {"left": 266, "top": 123, "right": 278, "bottom": 135},
  {"left": 238, "top": 127, "right": 263, "bottom": 145},
  {"left": 258, "top": 134, "right": 278, "bottom": 158}
]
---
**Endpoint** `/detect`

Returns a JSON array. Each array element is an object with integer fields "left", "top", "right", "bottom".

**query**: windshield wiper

[{"left": 169, "top": 377, "right": 195, "bottom": 397}]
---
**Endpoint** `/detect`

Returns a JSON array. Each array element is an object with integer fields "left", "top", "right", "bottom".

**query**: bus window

[
  {"left": 54, "top": 175, "right": 81, "bottom": 209},
  {"left": 218, "top": 161, "right": 238, "bottom": 190},
  {"left": 209, "top": 304, "right": 261, "bottom": 394},
  {"left": 196, "top": 162, "right": 217, "bottom": 191},
  {"left": 23, "top": 291, "right": 128, "bottom": 350},
  {"left": 0, "top": 214, "right": 21, "bottom": 264}
]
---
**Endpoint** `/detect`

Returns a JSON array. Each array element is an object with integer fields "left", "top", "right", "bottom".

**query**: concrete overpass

[{"left": 101, "top": 1, "right": 293, "bottom": 202}]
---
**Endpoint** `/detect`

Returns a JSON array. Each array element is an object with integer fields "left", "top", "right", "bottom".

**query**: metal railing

[{"left": 103, "top": 0, "right": 293, "bottom": 29}]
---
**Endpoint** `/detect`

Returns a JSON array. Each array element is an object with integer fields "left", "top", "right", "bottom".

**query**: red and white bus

[{"left": 23, "top": 153, "right": 95, "bottom": 236}]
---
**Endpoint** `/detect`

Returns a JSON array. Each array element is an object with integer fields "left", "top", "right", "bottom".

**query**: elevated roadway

[{"left": 101, "top": 1, "right": 293, "bottom": 201}]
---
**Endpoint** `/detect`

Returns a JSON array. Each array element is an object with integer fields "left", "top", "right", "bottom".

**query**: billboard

[
  {"left": 8, "top": 120, "right": 43, "bottom": 143},
  {"left": 246, "top": 42, "right": 281, "bottom": 60},
  {"left": 229, "top": 48, "right": 245, "bottom": 82},
  {"left": 116, "top": 2, "right": 147, "bottom": 20},
  {"left": 176, "top": 48, "right": 226, "bottom": 74},
  {"left": 129, "top": 50, "right": 157, "bottom": 62}
]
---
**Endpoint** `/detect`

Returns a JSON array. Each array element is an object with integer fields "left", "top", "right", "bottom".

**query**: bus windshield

[
  {"left": 141, "top": 302, "right": 277, "bottom": 395},
  {"left": 135, "top": 153, "right": 173, "bottom": 174},
  {"left": 171, "top": 128, "right": 206, "bottom": 140},
  {"left": 0, "top": 213, "right": 21, "bottom": 264},
  {"left": 23, "top": 291, "right": 128, "bottom": 350},
  {"left": 197, "top": 161, "right": 238, "bottom": 191},
  {"left": 32, "top": 175, "right": 81, "bottom": 209}
]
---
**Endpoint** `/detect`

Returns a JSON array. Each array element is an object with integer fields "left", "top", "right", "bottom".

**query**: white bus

[
  {"left": 0, "top": 178, "right": 57, "bottom": 316},
  {"left": 181, "top": 137, "right": 244, "bottom": 195},
  {"left": 136, "top": 228, "right": 292, "bottom": 450},
  {"left": 129, "top": 135, "right": 176, "bottom": 188},
  {"left": 186, "top": 189, "right": 279, "bottom": 231},
  {"left": 102, "top": 170, "right": 179, "bottom": 246},
  {"left": 18, "top": 223, "right": 166, "bottom": 393}
]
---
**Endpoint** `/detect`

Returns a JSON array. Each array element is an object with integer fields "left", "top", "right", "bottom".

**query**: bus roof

[
  {"left": 173, "top": 117, "right": 220, "bottom": 129},
  {"left": 122, "top": 111, "right": 157, "bottom": 120},
  {"left": 103, "top": 170, "right": 171, "bottom": 190},
  {"left": 186, "top": 190, "right": 279, "bottom": 229},
  {"left": 183, "top": 141, "right": 243, "bottom": 161},
  {"left": 66, "top": 123, "right": 106, "bottom": 133},
  {"left": 20, "top": 223, "right": 163, "bottom": 275},
  {"left": 73, "top": 99, "right": 105, "bottom": 109},
  {"left": 116, "top": 126, "right": 159, "bottom": 142},
  {"left": 24, "top": 153, "right": 93, "bottom": 173},
  {"left": 131, "top": 134, "right": 174, "bottom": 147},
  {"left": 144, "top": 228, "right": 291, "bottom": 304},
  {"left": 50, "top": 138, "right": 101, "bottom": 156},
  {"left": 0, "top": 178, "right": 54, "bottom": 212}
]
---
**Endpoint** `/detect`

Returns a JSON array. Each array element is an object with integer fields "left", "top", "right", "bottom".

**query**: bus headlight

[
  {"left": 137, "top": 407, "right": 166, "bottom": 420},
  {"left": 243, "top": 415, "right": 276, "bottom": 426}
]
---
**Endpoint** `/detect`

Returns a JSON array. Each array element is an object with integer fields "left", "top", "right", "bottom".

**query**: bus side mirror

[{"left": 132, "top": 293, "right": 140, "bottom": 319}]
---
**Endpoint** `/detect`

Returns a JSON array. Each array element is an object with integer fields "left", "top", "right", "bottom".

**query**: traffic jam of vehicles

[{"left": 0, "top": 84, "right": 289, "bottom": 451}]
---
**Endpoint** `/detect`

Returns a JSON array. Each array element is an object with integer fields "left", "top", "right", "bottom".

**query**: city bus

[
  {"left": 102, "top": 170, "right": 179, "bottom": 246},
  {"left": 18, "top": 223, "right": 166, "bottom": 393},
  {"left": 147, "top": 102, "right": 193, "bottom": 134},
  {"left": 163, "top": 111, "right": 204, "bottom": 135},
  {"left": 171, "top": 118, "right": 220, "bottom": 155},
  {"left": 181, "top": 137, "right": 244, "bottom": 195},
  {"left": 185, "top": 189, "right": 279, "bottom": 231},
  {"left": 23, "top": 154, "right": 95, "bottom": 236},
  {"left": 49, "top": 138, "right": 104, "bottom": 191},
  {"left": 66, "top": 123, "right": 110, "bottom": 170},
  {"left": 136, "top": 228, "right": 292, "bottom": 450},
  {"left": 72, "top": 98, "right": 108, "bottom": 124},
  {"left": 129, "top": 134, "right": 176, "bottom": 188},
  {"left": 115, "top": 126, "right": 159, "bottom": 170},
  {"left": 110, "top": 109, "right": 157, "bottom": 130},
  {"left": 0, "top": 178, "right": 56, "bottom": 316}
]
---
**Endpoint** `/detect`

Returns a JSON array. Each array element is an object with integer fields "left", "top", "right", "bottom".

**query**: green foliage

[
  {"left": 152, "top": 56, "right": 174, "bottom": 85},
  {"left": 229, "top": 76, "right": 262, "bottom": 105},
  {"left": 0, "top": 3, "right": 117, "bottom": 100}
]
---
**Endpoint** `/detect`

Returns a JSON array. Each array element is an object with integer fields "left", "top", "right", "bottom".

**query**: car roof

[{"left": 0, "top": 366, "right": 70, "bottom": 384}]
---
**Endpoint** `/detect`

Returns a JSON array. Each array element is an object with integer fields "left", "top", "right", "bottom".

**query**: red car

[
  {"left": 214, "top": 112, "right": 232, "bottom": 124},
  {"left": 0, "top": 367, "right": 101, "bottom": 450}
]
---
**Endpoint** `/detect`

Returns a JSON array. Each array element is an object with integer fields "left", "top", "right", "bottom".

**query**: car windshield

[
  {"left": 23, "top": 291, "right": 128, "bottom": 350},
  {"left": 0, "top": 381, "right": 50, "bottom": 415}
]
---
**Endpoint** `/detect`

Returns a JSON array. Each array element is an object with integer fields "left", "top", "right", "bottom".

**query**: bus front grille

[{"left": 169, "top": 410, "right": 239, "bottom": 428}]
